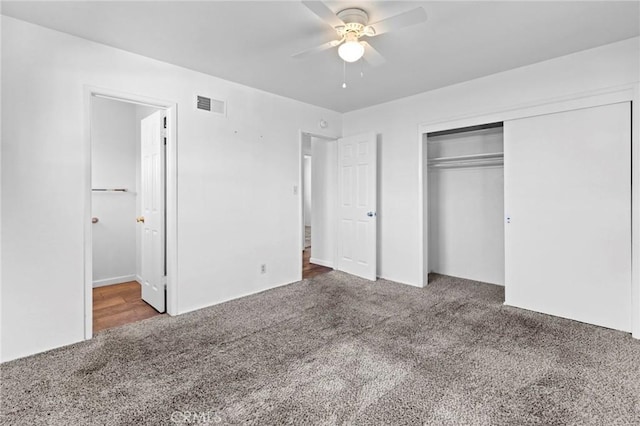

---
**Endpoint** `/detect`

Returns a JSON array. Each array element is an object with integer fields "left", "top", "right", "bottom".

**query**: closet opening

[{"left": 425, "top": 122, "right": 505, "bottom": 286}]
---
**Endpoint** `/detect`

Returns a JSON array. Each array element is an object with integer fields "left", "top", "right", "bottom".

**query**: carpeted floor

[{"left": 2, "top": 272, "right": 640, "bottom": 425}]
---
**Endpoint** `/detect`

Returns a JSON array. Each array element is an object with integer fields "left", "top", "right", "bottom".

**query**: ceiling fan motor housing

[
  {"left": 336, "top": 8, "right": 373, "bottom": 37},
  {"left": 337, "top": 8, "right": 368, "bottom": 25}
]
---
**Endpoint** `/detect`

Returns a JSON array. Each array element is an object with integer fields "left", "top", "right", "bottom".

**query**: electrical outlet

[{"left": 260, "top": 264, "right": 267, "bottom": 274}]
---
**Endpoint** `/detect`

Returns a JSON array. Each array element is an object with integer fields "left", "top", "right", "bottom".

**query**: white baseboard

[
  {"left": 92, "top": 275, "right": 137, "bottom": 288},
  {"left": 310, "top": 257, "right": 334, "bottom": 268},
  {"left": 135, "top": 275, "right": 143, "bottom": 285}
]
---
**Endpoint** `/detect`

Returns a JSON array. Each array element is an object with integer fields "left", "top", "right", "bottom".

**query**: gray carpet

[{"left": 2, "top": 272, "right": 640, "bottom": 425}]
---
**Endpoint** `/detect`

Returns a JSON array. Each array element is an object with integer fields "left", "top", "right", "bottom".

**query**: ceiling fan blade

[
  {"left": 292, "top": 39, "right": 342, "bottom": 59},
  {"left": 302, "top": 1, "right": 345, "bottom": 28},
  {"left": 368, "top": 7, "right": 427, "bottom": 36},
  {"left": 361, "top": 41, "right": 386, "bottom": 67}
]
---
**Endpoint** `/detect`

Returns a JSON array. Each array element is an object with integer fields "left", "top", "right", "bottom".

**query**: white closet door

[{"left": 504, "top": 102, "right": 631, "bottom": 331}]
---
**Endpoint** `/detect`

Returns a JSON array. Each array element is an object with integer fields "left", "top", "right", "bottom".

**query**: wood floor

[
  {"left": 93, "top": 254, "right": 327, "bottom": 332},
  {"left": 303, "top": 248, "right": 332, "bottom": 279},
  {"left": 93, "top": 281, "right": 163, "bottom": 333}
]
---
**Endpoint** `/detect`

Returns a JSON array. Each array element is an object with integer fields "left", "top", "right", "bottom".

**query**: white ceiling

[{"left": 2, "top": 1, "right": 639, "bottom": 112}]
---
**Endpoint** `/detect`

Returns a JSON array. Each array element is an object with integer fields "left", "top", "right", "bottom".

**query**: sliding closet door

[{"left": 504, "top": 102, "right": 631, "bottom": 331}]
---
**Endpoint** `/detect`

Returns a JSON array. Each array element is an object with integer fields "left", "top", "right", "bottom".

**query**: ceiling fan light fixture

[{"left": 338, "top": 39, "right": 365, "bottom": 62}]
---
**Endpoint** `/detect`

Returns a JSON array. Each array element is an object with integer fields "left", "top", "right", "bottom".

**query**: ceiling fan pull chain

[{"left": 342, "top": 61, "right": 347, "bottom": 88}]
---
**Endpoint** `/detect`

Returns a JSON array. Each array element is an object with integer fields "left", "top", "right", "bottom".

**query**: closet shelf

[
  {"left": 92, "top": 188, "right": 129, "bottom": 192},
  {"left": 428, "top": 152, "right": 503, "bottom": 163}
]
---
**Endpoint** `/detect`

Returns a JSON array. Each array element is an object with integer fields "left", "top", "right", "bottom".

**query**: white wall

[
  {"left": 343, "top": 36, "right": 640, "bottom": 287},
  {"left": 429, "top": 168, "right": 505, "bottom": 285},
  {"left": 0, "top": 16, "right": 341, "bottom": 362},
  {"left": 303, "top": 156, "right": 312, "bottom": 227},
  {"left": 310, "top": 137, "right": 337, "bottom": 267},
  {"left": 91, "top": 97, "right": 137, "bottom": 287}
]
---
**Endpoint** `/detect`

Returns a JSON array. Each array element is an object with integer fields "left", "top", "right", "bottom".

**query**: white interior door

[
  {"left": 140, "top": 111, "right": 166, "bottom": 312},
  {"left": 337, "top": 132, "right": 377, "bottom": 280},
  {"left": 504, "top": 102, "right": 631, "bottom": 331}
]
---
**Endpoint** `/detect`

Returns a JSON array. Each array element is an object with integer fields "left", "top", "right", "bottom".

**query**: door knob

[
  {"left": 367, "top": 211, "right": 376, "bottom": 217},
  {"left": 136, "top": 216, "right": 145, "bottom": 223}
]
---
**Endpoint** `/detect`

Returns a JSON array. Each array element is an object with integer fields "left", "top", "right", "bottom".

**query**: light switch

[{"left": 293, "top": 185, "right": 298, "bottom": 195}]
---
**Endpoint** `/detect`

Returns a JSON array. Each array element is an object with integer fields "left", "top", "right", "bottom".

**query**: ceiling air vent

[{"left": 196, "top": 95, "right": 226, "bottom": 116}]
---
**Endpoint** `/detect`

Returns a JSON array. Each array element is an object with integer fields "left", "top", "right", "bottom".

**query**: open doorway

[
  {"left": 300, "top": 132, "right": 335, "bottom": 279},
  {"left": 302, "top": 154, "right": 325, "bottom": 278},
  {"left": 90, "top": 96, "right": 164, "bottom": 332},
  {"left": 86, "top": 89, "right": 177, "bottom": 337},
  {"left": 303, "top": 154, "right": 312, "bottom": 251}
]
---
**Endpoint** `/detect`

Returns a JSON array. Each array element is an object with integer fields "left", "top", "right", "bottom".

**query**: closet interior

[{"left": 427, "top": 122, "right": 505, "bottom": 286}]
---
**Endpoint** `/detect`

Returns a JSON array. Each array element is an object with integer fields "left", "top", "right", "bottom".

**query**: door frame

[
  {"left": 418, "top": 84, "right": 640, "bottom": 338},
  {"left": 83, "top": 86, "right": 178, "bottom": 339},
  {"left": 298, "top": 130, "right": 338, "bottom": 280}
]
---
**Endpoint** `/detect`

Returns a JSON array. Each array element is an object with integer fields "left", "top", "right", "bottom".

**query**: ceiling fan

[{"left": 293, "top": 1, "right": 428, "bottom": 66}]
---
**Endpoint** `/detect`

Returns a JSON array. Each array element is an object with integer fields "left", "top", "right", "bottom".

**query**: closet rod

[
  {"left": 429, "top": 159, "right": 503, "bottom": 169},
  {"left": 92, "top": 188, "right": 128, "bottom": 192}
]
